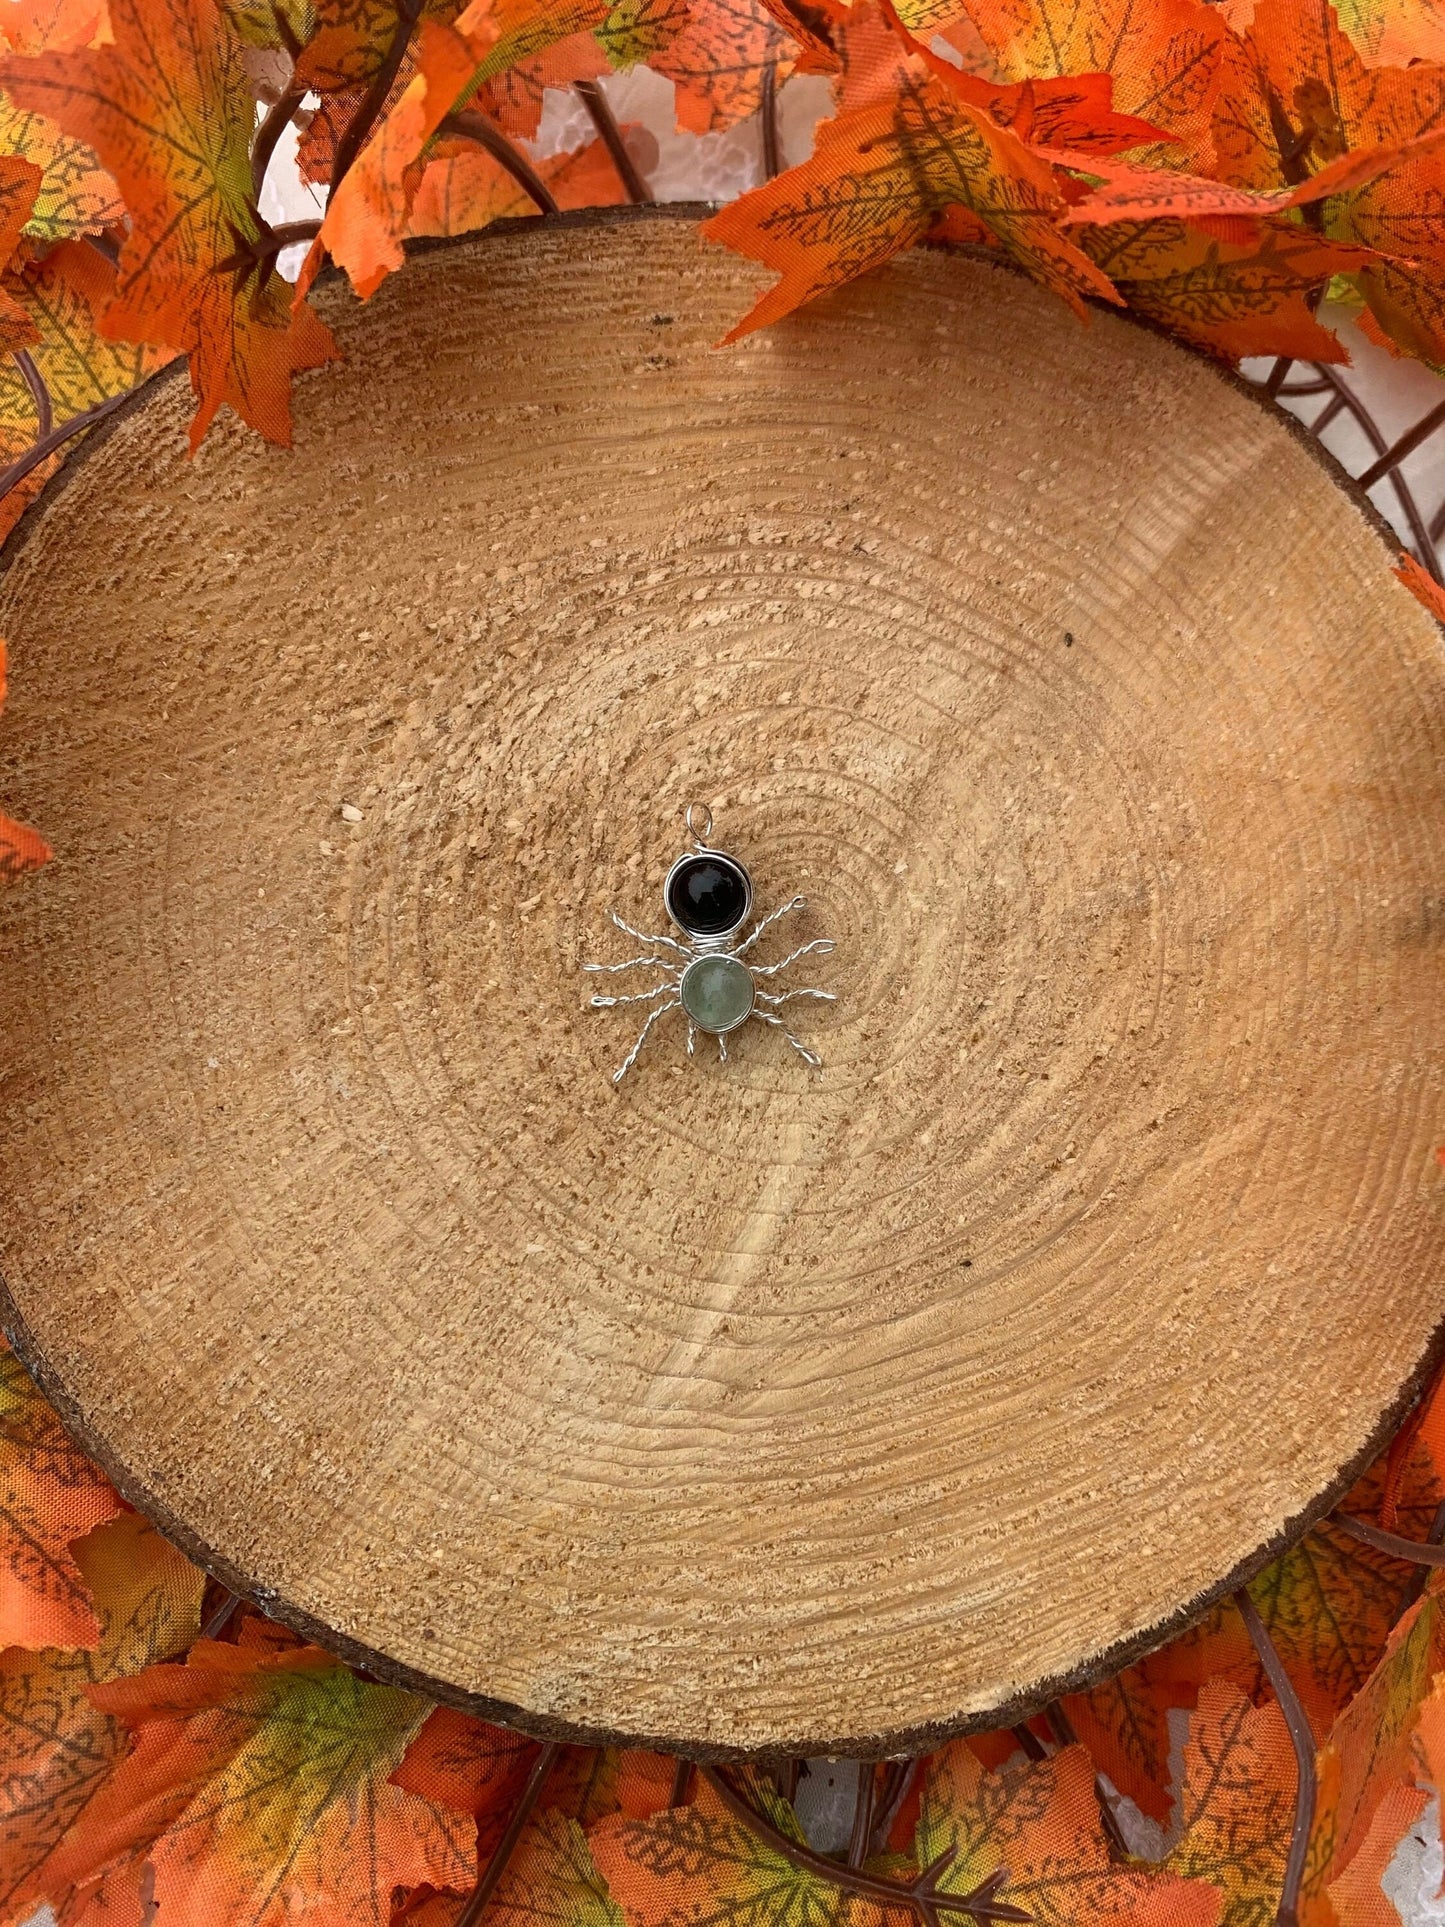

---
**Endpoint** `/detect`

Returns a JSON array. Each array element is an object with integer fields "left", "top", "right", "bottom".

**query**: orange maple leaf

[
  {"left": 475, "top": 30, "right": 610, "bottom": 136},
  {"left": 1394, "top": 551, "right": 1445, "bottom": 629},
  {"left": 0, "top": 0, "right": 337, "bottom": 449},
  {"left": 398, "top": 1806, "right": 627, "bottom": 1927},
  {"left": 0, "top": 0, "right": 121, "bottom": 244},
  {"left": 1059, "top": 1666, "right": 1189, "bottom": 1826},
  {"left": 1211, "top": 0, "right": 1445, "bottom": 364},
  {"left": 0, "top": 1512, "right": 203, "bottom": 1926},
  {"left": 649, "top": 0, "right": 796, "bottom": 133},
  {"left": 1074, "top": 215, "right": 1376, "bottom": 362},
  {"left": 297, "top": 0, "right": 467, "bottom": 94},
  {"left": 935, "top": 0, "right": 1226, "bottom": 167},
  {"left": 703, "top": 63, "right": 1119, "bottom": 340},
  {"left": 392, "top": 1705, "right": 542, "bottom": 1857},
  {"left": 0, "top": 1340, "right": 120, "bottom": 1644},
  {"left": 318, "top": 18, "right": 482, "bottom": 297},
  {"left": 918, "top": 1736, "right": 1222, "bottom": 1927},
  {"left": 593, "top": 1767, "right": 890, "bottom": 1927},
  {"left": 0, "top": 238, "right": 176, "bottom": 543},
  {"left": 1164, "top": 1679, "right": 1302, "bottom": 1927},
  {"left": 34, "top": 1639, "right": 473, "bottom": 1927}
]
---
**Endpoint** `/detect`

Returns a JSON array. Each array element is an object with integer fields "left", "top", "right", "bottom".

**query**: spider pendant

[{"left": 583, "top": 805, "right": 837, "bottom": 1086}]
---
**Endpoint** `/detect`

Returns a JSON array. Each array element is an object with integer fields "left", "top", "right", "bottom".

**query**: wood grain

[{"left": 0, "top": 210, "right": 1442, "bottom": 1756}]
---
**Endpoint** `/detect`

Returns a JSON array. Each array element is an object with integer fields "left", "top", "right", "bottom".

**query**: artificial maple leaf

[
  {"left": 297, "top": 0, "right": 464, "bottom": 93},
  {"left": 649, "top": 0, "right": 795, "bottom": 133},
  {"left": 1147, "top": 1509, "right": 1423, "bottom": 1744},
  {"left": 917, "top": 1737, "right": 1221, "bottom": 1927},
  {"left": 406, "top": 126, "right": 630, "bottom": 233},
  {"left": 1395, "top": 552, "right": 1445, "bottom": 626},
  {"left": 1325, "top": 1777, "right": 1428, "bottom": 1927},
  {"left": 318, "top": 17, "right": 478, "bottom": 296},
  {"left": 392, "top": 1705, "right": 540, "bottom": 1857},
  {"left": 476, "top": 31, "right": 610, "bottom": 136},
  {"left": 0, "top": 0, "right": 337, "bottom": 449},
  {"left": 0, "top": 0, "right": 121, "bottom": 241},
  {"left": 592, "top": 1767, "right": 890, "bottom": 1927},
  {"left": 1334, "top": 0, "right": 1445, "bottom": 67},
  {"left": 396, "top": 1808, "right": 625, "bottom": 1927},
  {"left": 1058, "top": 1667, "right": 1185, "bottom": 1826},
  {"left": 594, "top": 0, "right": 691, "bottom": 70},
  {"left": 36, "top": 1640, "right": 473, "bottom": 1927},
  {"left": 0, "top": 1341, "right": 123, "bottom": 1649},
  {"left": 1074, "top": 216, "right": 1374, "bottom": 361},
  {"left": 0, "top": 1512, "right": 203, "bottom": 1926},
  {"left": 934, "top": 0, "right": 1226, "bottom": 167},
  {"left": 704, "top": 65, "right": 1118, "bottom": 341},
  {"left": 11, "top": 239, "right": 177, "bottom": 421},
  {"left": 0, "top": 157, "right": 41, "bottom": 355},
  {"left": 1164, "top": 1680, "right": 1299, "bottom": 1927},
  {"left": 1325, "top": 1577, "right": 1445, "bottom": 1876},
  {"left": 0, "top": 810, "right": 50, "bottom": 876},
  {"left": 1210, "top": 0, "right": 1445, "bottom": 364}
]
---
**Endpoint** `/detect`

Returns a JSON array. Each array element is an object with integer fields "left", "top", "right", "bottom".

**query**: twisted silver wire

[
  {"left": 612, "top": 996, "right": 681, "bottom": 1085},
  {"left": 752, "top": 938, "right": 836, "bottom": 978},
  {"left": 735, "top": 896, "right": 806, "bottom": 956}
]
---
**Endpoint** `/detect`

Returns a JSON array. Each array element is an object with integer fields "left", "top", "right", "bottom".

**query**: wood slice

[{"left": 0, "top": 208, "right": 1442, "bottom": 1758}]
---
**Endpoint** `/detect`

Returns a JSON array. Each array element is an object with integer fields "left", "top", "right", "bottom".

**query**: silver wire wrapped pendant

[{"left": 583, "top": 804, "right": 837, "bottom": 1086}]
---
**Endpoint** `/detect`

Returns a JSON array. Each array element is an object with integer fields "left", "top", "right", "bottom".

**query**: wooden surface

[{"left": 0, "top": 209, "right": 1442, "bottom": 1756}]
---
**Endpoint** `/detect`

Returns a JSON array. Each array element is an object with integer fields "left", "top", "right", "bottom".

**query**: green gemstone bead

[{"left": 680, "top": 953, "right": 755, "bottom": 1034}]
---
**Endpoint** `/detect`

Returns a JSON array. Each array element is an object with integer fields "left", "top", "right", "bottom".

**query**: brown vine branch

[
  {"left": 252, "top": 78, "right": 308, "bottom": 196},
  {"left": 15, "top": 350, "right": 51, "bottom": 441},
  {"left": 454, "top": 1740, "right": 561, "bottom": 1927},
  {"left": 847, "top": 1762, "right": 876, "bottom": 1868},
  {"left": 1334, "top": 1512, "right": 1445, "bottom": 1566},
  {"left": 1235, "top": 1590, "right": 1316, "bottom": 1927},
  {"left": 698, "top": 1764, "right": 1031, "bottom": 1924},
  {"left": 870, "top": 1758, "right": 918, "bottom": 1858},
  {"left": 574, "top": 79, "right": 650, "bottom": 204},
  {"left": 1354, "top": 396, "right": 1445, "bottom": 493},
  {"left": 440, "top": 111, "right": 560, "bottom": 214},
  {"left": 199, "top": 1588, "right": 243, "bottom": 1641},
  {"left": 760, "top": 61, "right": 781, "bottom": 180},
  {"left": 670, "top": 1757, "right": 694, "bottom": 1806}
]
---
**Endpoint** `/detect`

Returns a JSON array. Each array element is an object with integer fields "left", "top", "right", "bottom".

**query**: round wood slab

[{"left": 0, "top": 209, "right": 1443, "bottom": 1757}]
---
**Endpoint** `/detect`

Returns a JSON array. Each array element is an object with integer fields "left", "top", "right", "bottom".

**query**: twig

[
  {"left": 574, "top": 78, "right": 649, "bottom": 203},
  {"left": 454, "top": 1741, "right": 560, "bottom": 1927},
  {"left": 199, "top": 1588, "right": 244, "bottom": 1641},
  {"left": 759, "top": 60, "right": 781, "bottom": 179},
  {"left": 1354, "top": 396, "right": 1445, "bottom": 493},
  {"left": 253, "top": 78, "right": 307, "bottom": 195},
  {"left": 330, "top": 0, "right": 425, "bottom": 193},
  {"left": 870, "top": 1758, "right": 917, "bottom": 1856},
  {"left": 83, "top": 230, "right": 121, "bottom": 267},
  {"left": 670, "top": 1757, "right": 693, "bottom": 1806},
  {"left": 1263, "top": 357, "right": 1293, "bottom": 401},
  {"left": 1235, "top": 1590, "right": 1316, "bottom": 1927},
  {"left": 847, "top": 1763, "right": 876, "bottom": 1868},
  {"left": 699, "top": 1765, "right": 1031, "bottom": 1923},
  {"left": 440, "top": 111, "right": 560, "bottom": 214},
  {"left": 1334, "top": 1512, "right": 1445, "bottom": 1566},
  {"left": 1011, "top": 1724, "right": 1048, "bottom": 1762},
  {"left": 15, "top": 350, "right": 51, "bottom": 441}
]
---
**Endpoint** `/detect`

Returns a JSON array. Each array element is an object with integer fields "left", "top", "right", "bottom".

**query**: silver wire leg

[
  {"left": 735, "top": 896, "right": 806, "bottom": 956},
  {"left": 718, "top": 1033, "right": 728, "bottom": 1063},
  {"left": 608, "top": 910, "right": 689, "bottom": 956},
  {"left": 756, "top": 988, "right": 835, "bottom": 1007},
  {"left": 752, "top": 1008, "right": 821, "bottom": 1067},
  {"left": 590, "top": 978, "right": 680, "bottom": 1009},
  {"left": 613, "top": 996, "right": 680, "bottom": 1085},
  {"left": 753, "top": 938, "right": 836, "bottom": 978},
  {"left": 687, "top": 1023, "right": 697, "bottom": 1058},
  {"left": 582, "top": 953, "right": 675, "bottom": 975}
]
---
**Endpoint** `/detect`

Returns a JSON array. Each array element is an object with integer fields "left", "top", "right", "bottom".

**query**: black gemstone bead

[{"left": 666, "top": 853, "right": 750, "bottom": 936}]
